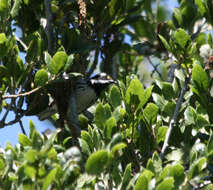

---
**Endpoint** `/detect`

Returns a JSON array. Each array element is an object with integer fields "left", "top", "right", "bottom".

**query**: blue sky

[{"left": 0, "top": 0, "right": 179, "bottom": 147}]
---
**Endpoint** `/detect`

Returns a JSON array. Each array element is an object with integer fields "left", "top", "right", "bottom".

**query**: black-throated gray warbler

[{"left": 38, "top": 73, "right": 115, "bottom": 120}]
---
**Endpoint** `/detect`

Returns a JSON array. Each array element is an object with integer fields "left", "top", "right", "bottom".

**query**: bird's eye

[{"left": 106, "top": 75, "right": 111, "bottom": 80}]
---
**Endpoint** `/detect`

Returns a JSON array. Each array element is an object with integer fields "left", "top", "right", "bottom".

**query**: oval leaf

[
  {"left": 34, "top": 69, "right": 48, "bottom": 86},
  {"left": 49, "top": 51, "right": 67, "bottom": 74},
  {"left": 85, "top": 150, "right": 109, "bottom": 175},
  {"left": 174, "top": 28, "right": 190, "bottom": 48},
  {"left": 192, "top": 64, "right": 209, "bottom": 92}
]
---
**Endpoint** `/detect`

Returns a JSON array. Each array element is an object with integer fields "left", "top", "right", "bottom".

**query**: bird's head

[{"left": 89, "top": 73, "right": 116, "bottom": 95}]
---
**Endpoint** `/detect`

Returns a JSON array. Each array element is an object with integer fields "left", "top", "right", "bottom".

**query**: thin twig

[
  {"left": 19, "top": 120, "right": 26, "bottom": 135},
  {"left": 147, "top": 56, "right": 163, "bottom": 79},
  {"left": 1, "top": 100, "right": 13, "bottom": 124},
  {"left": 2, "top": 86, "right": 42, "bottom": 99},
  {"left": 14, "top": 34, "right": 28, "bottom": 51},
  {"left": 160, "top": 79, "right": 188, "bottom": 159},
  {"left": 44, "top": 0, "right": 54, "bottom": 55}
]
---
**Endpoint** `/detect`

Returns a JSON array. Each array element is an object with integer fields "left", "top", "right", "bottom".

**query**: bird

[{"left": 38, "top": 73, "right": 116, "bottom": 121}]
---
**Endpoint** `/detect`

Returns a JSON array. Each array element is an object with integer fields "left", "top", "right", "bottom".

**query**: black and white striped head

[{"left": 89, "top": 73, "right": 116, "bottom": 95}]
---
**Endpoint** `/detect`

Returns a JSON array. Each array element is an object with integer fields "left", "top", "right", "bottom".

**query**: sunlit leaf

[{"left": 85, "top": 150, "right": 109, "bottom": 175}]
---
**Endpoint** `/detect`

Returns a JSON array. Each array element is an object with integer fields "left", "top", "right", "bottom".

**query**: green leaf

[
  {"left": 18, "top": 134, "right": 32, "bottom": 146},
  {"left": 79, "top": 139, "right": 91, "bottom": 157},
  {"left": 192, "top": 64, "right": 209, "bottom": 92},
  {"left": 10, "top": 0, "right": 21, "bottom": 18},
  {"left": 26, "top": 32, "right": 42, "bottom": 62},
  {"left": 157, "top": 165, "right": 171, "bottom": 183},
  {"left": 143, "top": 103, "right": 159, "bottom": 125},
  {"left": 157, "top": 126, "right": 168, "bottom": 144},
  {"left": 29, "top": 120, "right": 36, "bottom": 138},
  {"left": 134, "top": 170, "right": 154, "bottom": 190},
  {"left": 208, "top": 33, "right": 213, "bottom": 48},
  {"left": 158, "top": 35, "right": 171, "bottom": 52},
  {"left": 41, "top": 129, "right": 60, "bottom": 153},
  {"left": 170, "top": 164, "right": 185, "bottom": 187},
  {"left": 24, "top": 149, "right": 37, "bottom": 163},
  {"left": 156, "top": 177, "right": 174, "bottom": 190},
  {"left": 42, "top": 168, "right": 57, "bottom": 190},
  {"left": 162, "top": 101, "right": 176, "bottom": 117},
  {"left": 63, "top": 54, "right": 74, "bottom": 72},
  {"left": 155, "top": 80, "right": 174, "bottom": 99},
  {"left": 195, "top": 0, "right": 206, "bottom": 16},
  {"left": 94, "top": 103, "right": 111, "bottom": 129},
  {"left": 49, "top": 51, "right": 67, "bottom": 74},
  {"left": 121, "top": 163, "right": 132, "bottom": 190},
  {"left": 0, "top": 0, "right": 8, "bottom": 13},
  {"left": 0, "top": 158, "right": 5, "bottom": 170},
  {"left": 152, "top": 93, "right": 166, "bottom": 109},
  {"left": 112, "top": 106, "right": 126, "bottom": 122},
  {"left": 126, "top": 78, "right": 144, "bottom": 104},
  {"left": 174, "top": 28, "right": 190, "bottom": 48},
  {"left": 111, "top": 143, "right": 126, "bottom": 156},
  {"left": 150, "top": 152, "right": 162, "bottom": 175},
  {"left": 23, "top": 0, "right": 29, "bottom": 4},
  {"left": 184, "top": 106, "right": 196, "bottom": 126},
  {"left": 44, "top": 51, "right": 52, "bottom": 66},
  {"left": 139, "top": 85, "right": 153, "bottom": 108},
  {"left": 188, "top": 157, "right": 207, "bottom": 180},
  {"left": 109, "top": 85, "right": 121, "bottom": 108},
  {"left": 109, "top": 133, "right": 122, "bottom": 149},
  {"left": 207, "top": 133, "right": 213, "bottom": 153},
  {"left": 34, "top": 69, "right": 48, "bottom": 86},
  {"left": 0, "top": 33, "right": 8, "bottom": 58},
  {"left": 173, "top": 8, "right": 182, "bottom": 26},
  {"left": 106, "top": 117, "right": 117, "bottom": 139},
  {"left": 81, "top": 131, "right": 93, "bottom": 150},
  {"left": 108, "top": 0, "right": 121, "bottom": 17},
  {"left": 85, "top": 150, "right": 109, "bottom": 175},
  {"left": 24, "top": 165, "right": 36, "bottom": 180},
  {"left": 174, "top": 69, "right": 185, "bottom": 81}
]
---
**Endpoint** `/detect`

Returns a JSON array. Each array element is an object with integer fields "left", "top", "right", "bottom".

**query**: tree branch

[
  {"left": 19, "top": 120, "right": 26, "bottom": 135},
  {"left": 168, "top": 64, "right": 179, "bottom": 83},
  {"left": 147, "top": 56, "right": 163, "bottom": 79},
  {"left": 160, "top": 78, "right": 188, "bottom": 159},
  {"left": 2, "top": 86, "right": 42, "bottom": 99},
  {"left": 14, "top": 34, "right": 28, "bottom": 51}
]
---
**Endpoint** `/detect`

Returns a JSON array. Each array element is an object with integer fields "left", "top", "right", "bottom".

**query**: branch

[
  {"left": 160, "top": 78, "right": 188, "bottom": 159},
  {"left": 147, "top": 56, "right": 163, "bottom": 79},
  {"left": 14, "top": 34, "right": 28, "bottom": 51},
  {"left": 44, "top": 0, "right": 54, "bottom": 55},
  {"left": 168, "top": 64, "right": 179, "bottom": 83},
  {"left": 2, "top": 86, "right": 42, "bottom": 99},
  {"left": 19, "top": 120, "right": 26, "bottom": 135}
]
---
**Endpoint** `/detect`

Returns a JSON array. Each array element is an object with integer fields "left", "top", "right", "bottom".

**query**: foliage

[{"left": 0, "top": 0, "right": 213, "bottom": 189}]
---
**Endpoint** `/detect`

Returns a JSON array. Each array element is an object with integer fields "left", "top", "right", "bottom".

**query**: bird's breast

[{"left": 75, "top": 85, "right": 97, "bottom": 113}]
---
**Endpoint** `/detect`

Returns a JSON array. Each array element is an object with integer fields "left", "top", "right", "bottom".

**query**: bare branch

[
  {"left": 168, "top": 64, "right": 179, "bottom": 83},
  {"left": 160, "top": 79, "right": 188, "bottom": 159},
  {"left": 147, "top": 56, "right": 163, "bottom": 79},
  {"left": 19, "top": 120, "right": 26, "bottom": 135},
  {"left": 2, "top": 86, "right": 42, "bottom": 99},
  {"left": 44, "top": 0, "right": 54, "bottom": 55},
  {"left": 14, "top": 34, "right": 28, "bottom": 51}
]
